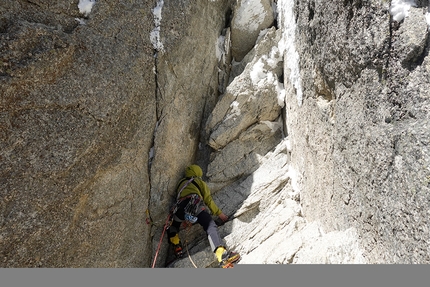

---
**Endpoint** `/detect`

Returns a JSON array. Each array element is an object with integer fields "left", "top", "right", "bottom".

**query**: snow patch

[
  {"left": 276, "top": 81, "right": 285, "bottom": 107},
  {"left": 389, "top": 0, "right": 417, "bottom": 22},
  {"left": 426, "top": 12, "right": 430, "bottom": 26},
  {"left": 286, "top": 162, "right": 301, "bottom": 199},
  {"left": 249, "top": 39, "right": 284, "bottom": 106},
  {"left": 75, "top": 18, "right": 86, "bottom": 25},
  {"left": 78, "top": 0, "right": 96, "bottom": 17},
  {"left": 149, "top": 147, "right": 154, "bottom": 160},
  {"left": 225, "top": 101, "right": 241, "bottom": 121},
  {"left": 256, "top": 28, "right": 270, "bottom": 44},
  {"left": 250, "top": 58, "right": 267, "bottom": 84},
  {"left": 278, "top": 0, "right": 303, "bottom": 106},
  {"left": 250, "top": 44, "right": 282, "bottom": 85},
  {"left": 267, "top": 46, "right": 282, "bottom": 68},
  {"left": 216, "top": 35, "right": 226, "bottom": 62},
  {"left": 150, "top": 0, "right": 165, "bottom": 53}
]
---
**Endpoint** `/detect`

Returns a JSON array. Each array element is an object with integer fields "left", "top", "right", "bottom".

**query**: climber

[{"left": 167, "top": 164, "right": 240, "bottom": 268}]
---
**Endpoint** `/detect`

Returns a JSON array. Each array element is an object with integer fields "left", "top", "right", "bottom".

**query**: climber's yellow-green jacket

[{"left": 176, "top": 164, "right": 222, "bottom": 216}]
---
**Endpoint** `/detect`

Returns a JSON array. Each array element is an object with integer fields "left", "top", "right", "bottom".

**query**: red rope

[{"left": 151, "top": 213, "right": 172, "bottom": 268}]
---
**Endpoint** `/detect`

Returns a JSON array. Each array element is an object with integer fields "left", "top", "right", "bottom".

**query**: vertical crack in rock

[{"left": 3, "top": 0, "right": 430, "bottom": 268}]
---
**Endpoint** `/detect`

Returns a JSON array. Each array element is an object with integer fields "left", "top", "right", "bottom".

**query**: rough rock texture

[
  {"left": 395, "top": 7, "right": 428, "bottom": 67},
  {"left": 166, "top": 139, "right": 365, "bottom": 267},
  {"left": 1, "top": 0, "right": 156, "bottom": 267},
  {"left": 1, "top": 0, "right": 235, "bottom": 268},
  {"left": 2, "top": 0, "right": 430, "bottom": 268},
  {"left": 148, "top": 0, "right": 232, "bottom": 223},
  {"left": 206, "top": 27, "right": 283, "bottom": 150},
  {"left": 168, "top": 0, "right": 430, "bottom": 266},
  {"left": 147, "top": 0, "right": 234, "bottom": 267},
  {"left": 162, "top": 7, "right": 367, "bottom": 266},
  {"left": 207, "top": 120, "right": 283, "bottom": 190},
  {"left": 290, "top": 0, "right": 430, "bottom": 263},
  {"left": 205, "top": 27, "right": 284, "bottom": 191}
]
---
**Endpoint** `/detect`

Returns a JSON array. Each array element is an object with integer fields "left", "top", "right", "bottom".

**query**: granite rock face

[
  {"left": 1, "top": 0, "right": 157, "bottom": 267},
  {"left": 205, "top": 27, "right": 284, "bottom": 192},
  {"left": 166, "top": 138, "right": 366, "bottom": 267},
  {"left": 163, "top": 0, "right": 430, "bottom": 266},
  {"left": 2, "top": 0, "right": 430, "bottom": 267},
  {"left": 290, "top": 0, "right": 430, "bottom": 263},
  {"left": 1, "top": 0, "right": 234, "bottom": 268},
  {"left": 148, "top": 0, "right": 232, "bottom": 223}
]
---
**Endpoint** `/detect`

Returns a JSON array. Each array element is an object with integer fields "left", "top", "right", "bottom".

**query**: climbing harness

[
  {"left": 183, "top": 193, "right": 202, "bottom": 224},
  {"left": 184, "top": 213, "right": 198, "bottom": 224},
  {"left": 172, "top": 177, "right": 204, "bottom": 224}
]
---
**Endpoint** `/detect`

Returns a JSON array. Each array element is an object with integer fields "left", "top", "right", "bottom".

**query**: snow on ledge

[
  {"left": 150, "top": 0, "right": 165, "bottom": 53},
  {"left": 426, "top": 12, "right": 430, "bottom": 26},
  {"left": 78, "top": 0, "right": 96, "bottom": 17},
  {"left": 278, "top": 0, "right": 303, "bottom": 107},
  {"left": 389, "top": 0, "right": 417, "bottom": 22}
]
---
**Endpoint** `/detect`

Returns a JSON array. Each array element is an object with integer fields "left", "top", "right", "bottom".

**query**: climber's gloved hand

[{"left": 218, "top": 212, "right": 228, "bottom": 222}]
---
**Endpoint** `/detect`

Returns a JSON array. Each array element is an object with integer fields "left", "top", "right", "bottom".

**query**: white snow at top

[
  {"left": 225, "top": 101, "right": 241, "bottom": 121},
  {"left": 216, "top": 35, "right": 226, "bottom": 62},
  {"left": 152, "top": 0, "right": 164, "bottom": 30},
  {"left": 234, "top": 0, "right": 267, "bottom": 31},
  {"left": 255, "top": 28, "right": 270, "bottom": 44},
  {"left": 250, "top": 58, "right": 267, "bottom": 84},
  {"left": 389, "top": 0, "right": 417, "bottom": 22},
  {"left": 277, "top": 0, "right": 303, "bottom": 107},
  {"left": 249, "top": 45, "right": 285, "bottom": 107},
  {"left": 78, "top": 0, "right": 96, "bottom": 17},
  {"left": 150, "top": 0, "right": 165, "bottom": 52},
  {"left": 276, "top": 81, "right": 286, "bottom": 108},
  {"left": 426, "top": 12, "right": 430, "bottom": 26}
]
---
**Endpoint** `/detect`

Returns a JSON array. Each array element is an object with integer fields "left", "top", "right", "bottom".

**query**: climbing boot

[
  {"left": 220, "top": 250, "right": 240, "bottom": 268},
  {"left": 173, "top": 242, "right": 183, "bottom": 258},
  {"left": 169, "top": 234, "right": 183, "bottom": 258}
]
